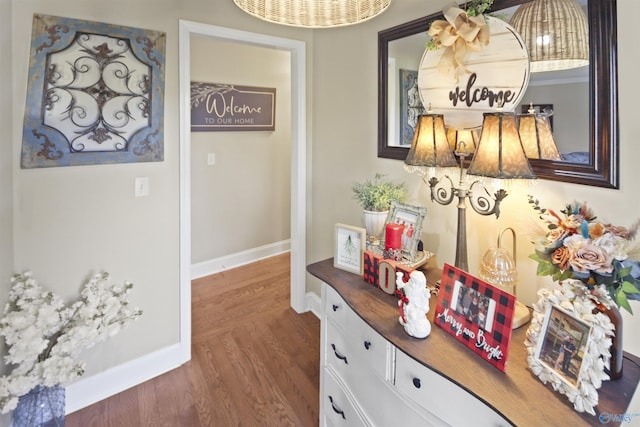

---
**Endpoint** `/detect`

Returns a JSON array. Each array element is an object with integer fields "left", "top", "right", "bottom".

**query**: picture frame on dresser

[
  {"left": 385, "top": 201, "right": 426, "bottom": 262},
  {"left": 334, "top": 223, "right": 366, "bottom": 275},
  {"left": 434, "top": 264, "right": 516, "bottom": 372},
  {"left": 525, "top": 285, "right": 613, "bottom": 415}
]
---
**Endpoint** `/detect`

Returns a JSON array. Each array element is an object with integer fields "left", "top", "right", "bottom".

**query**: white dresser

[
  {"left": 321, "top": 283, "right": 508, "bottom": 426},
  {"left": 308, "top": 258, "right": 640, "bottom": 427}
]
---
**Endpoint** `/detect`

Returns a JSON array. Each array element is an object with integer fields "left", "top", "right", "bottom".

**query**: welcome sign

[
  {"left": 434, "top": 264, "right": 516, "bottom": 372},
  {"left": 418, "top": 16, "right": 530, "bottom": 130},
  {"left": 191, "top": 82, "right": 276, "bottom": 131}
]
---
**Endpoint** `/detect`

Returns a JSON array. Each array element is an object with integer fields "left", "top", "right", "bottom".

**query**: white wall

[
  {"left": 0, "top": 0, "right": 13, "bottom": 381},
  {"left": 190, "top": 38, "right": 291, "bottom": 263}
]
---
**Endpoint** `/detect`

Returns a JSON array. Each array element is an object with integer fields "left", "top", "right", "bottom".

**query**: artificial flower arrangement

[
  {"left": 528, "top": 195, "right": 640, "bottom": 312},
  {"left": 0, "top": 271, "right": 142, "bottom": 413}
]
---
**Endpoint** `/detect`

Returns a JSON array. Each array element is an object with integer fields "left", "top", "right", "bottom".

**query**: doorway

[{"left": 178, "top": 21, "right": 307, "bottom": 363}]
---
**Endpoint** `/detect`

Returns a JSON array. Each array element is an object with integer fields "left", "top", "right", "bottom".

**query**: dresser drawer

[
  {"left": 395, "top": 350, "right": 509, "bottom": 427},
  {"left": 324, "top": 287, "right": 392, "bottom": 381},
  {"left": 324, "top": 284, "right": 351, "bottom": 326},
  {"left": 322, "top": 369, "right": 367, "bottom": 427}
]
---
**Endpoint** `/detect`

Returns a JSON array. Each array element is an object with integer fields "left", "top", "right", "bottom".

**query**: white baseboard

[
  {"left": 305, "top": 291, "right": 322, "bottom": 319},
  {"left": 65, "top": 343, "right": 183, "bottom": 414},
  {"left": 190, "top": 240, "right": 291, "bottom": 280}
]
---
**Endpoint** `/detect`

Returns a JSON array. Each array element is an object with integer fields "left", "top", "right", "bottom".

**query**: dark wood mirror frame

[{"left": 378, "top": 0, "right": 618, "bottom": 188}]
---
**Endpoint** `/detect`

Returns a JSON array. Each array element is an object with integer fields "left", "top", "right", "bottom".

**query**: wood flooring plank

[{"left": 65, "top": 253, "right": 320, "bottom": 427}]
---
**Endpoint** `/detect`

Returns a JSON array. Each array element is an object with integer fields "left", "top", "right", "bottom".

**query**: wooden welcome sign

[
  {"left": 191, "top": 82, "right": 276, "bottom": 131},
  {"left": 418, "top": 16, "right": 530, "bottom": 130}
]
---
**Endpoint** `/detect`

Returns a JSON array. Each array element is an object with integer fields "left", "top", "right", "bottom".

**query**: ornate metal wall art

[{"left": 21, "top": 14, "right": 166, "bottom": 168}]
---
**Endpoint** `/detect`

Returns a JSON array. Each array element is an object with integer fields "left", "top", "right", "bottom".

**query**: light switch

[
  {"left": 135, "top": 177, "right": 149, "bottom": 197},
  {"left": 207, "top": 153, "right": 216, "bottom": 165}
]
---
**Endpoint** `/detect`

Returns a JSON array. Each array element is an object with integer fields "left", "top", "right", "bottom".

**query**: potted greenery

[{"left": 352, "top": 173, "right": 407, "bottom": 238}]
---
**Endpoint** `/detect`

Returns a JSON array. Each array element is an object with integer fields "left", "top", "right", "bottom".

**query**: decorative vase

[
  {"left": 594, "top": 302, "right": 623, "bottom": 380},
  {"left": 363, "top": 210, "right": 389, "bottom": 240},
  {"left": 13, "top": 385, "right": 65, "bottom": 427}
]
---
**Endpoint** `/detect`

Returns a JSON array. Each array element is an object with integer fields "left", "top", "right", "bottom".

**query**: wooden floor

[{"left": 66, "top": 253, "right": 320, "bottom": 426}]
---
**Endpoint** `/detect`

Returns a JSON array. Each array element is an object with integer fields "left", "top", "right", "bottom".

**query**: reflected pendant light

[
  {"left": 233, "top": 0, "right": 391, "bottom": 28},
  {"left": 509, "top": 0, "right": 589, "bottom": 72}
]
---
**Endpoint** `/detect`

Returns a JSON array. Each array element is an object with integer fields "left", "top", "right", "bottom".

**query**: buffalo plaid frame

[{"left": 434, "top": 264, "right": 516, "bottom": 372}]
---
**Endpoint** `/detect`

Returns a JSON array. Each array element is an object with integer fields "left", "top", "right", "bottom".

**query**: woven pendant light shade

[
  {"left": 509, "top": 0, "right": 588, "bottom": 72},
  {"left": 233, "top": 0, "right": 391, "bottom": 28}
]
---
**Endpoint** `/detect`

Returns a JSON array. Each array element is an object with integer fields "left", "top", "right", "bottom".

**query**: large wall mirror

[{"left": 378, "top": 0, "right": 618, "bottom": 188}]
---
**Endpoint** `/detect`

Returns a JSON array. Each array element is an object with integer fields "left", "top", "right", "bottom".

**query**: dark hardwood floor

[{"left": 65, "top": 253, "right": 320, "bottom": 426}]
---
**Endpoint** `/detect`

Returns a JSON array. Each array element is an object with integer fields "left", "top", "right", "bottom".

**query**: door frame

[{"left": 178, "top": 20, "right": 307, "bottom": 362}]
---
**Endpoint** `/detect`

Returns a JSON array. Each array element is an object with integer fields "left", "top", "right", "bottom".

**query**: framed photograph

[
  {"left": 434, "top": 264, "right": 516, "bottom": 372},
  {"left": 385, "top": 201, "right": 427, "bottom": 262},
  {"left": 334, "top": 224, "right": 366, "bottom": 275},
  {"left": 525, "top": 285, "right": 614, "bottom": 415},
  {"left": 521, "top": 103, "right": 554, "bottom": 130},
  {"left": 399, "top": 69, "right": 426, "bottom": 147}
]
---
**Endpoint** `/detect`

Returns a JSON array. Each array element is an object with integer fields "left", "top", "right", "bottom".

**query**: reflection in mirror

[{"left": 378, "top": 0, "right": 618, "bottom": 188}]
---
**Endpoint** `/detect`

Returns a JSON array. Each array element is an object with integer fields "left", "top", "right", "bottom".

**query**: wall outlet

[
  {"left": 135, "top": 177, "right": 150, "bottom": 197},
  {"left": 207, "top": 153, "right": 216, "bottom": 165}
]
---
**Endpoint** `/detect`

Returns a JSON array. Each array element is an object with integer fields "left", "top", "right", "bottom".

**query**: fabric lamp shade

[
  {"left": 509, "top": 0, "right": 588, "bottom": 72},
  {"left": 467, "top": 112, "right": 536, "bottom": 179},
  {"left": 446, "top": 128, "right": 478, "bottom": 156},
  {"left": 518, "top": 112, "right": 562, "bottom": 160},
  {"left": 404, "top": 114, "right": 458, "bottom": 168},
  {"left": 232, "top": 0, "right": 391, "bottom": 28}
]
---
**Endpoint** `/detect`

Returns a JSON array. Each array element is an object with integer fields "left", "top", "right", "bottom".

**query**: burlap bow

[{"left": 427, "top": 5, "right": 490, "bottom": 81}]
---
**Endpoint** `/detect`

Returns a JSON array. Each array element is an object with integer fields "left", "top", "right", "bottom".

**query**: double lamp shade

[{"left": 405, "top": 112, "right": 539, "bottom": 181}]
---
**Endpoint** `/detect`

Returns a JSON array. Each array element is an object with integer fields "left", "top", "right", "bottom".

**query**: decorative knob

[
  {"left": 413, "top": 377, "right": 421, "bottom": 389},
  {"left": 364, "top": 341, "right": 371, "bottom": 350},
  {"left": 332, "top": 304, "right": 339, "bottom": 312}
]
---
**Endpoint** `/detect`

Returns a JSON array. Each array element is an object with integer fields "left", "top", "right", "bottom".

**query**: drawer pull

[
  {"left": 332, "top": 304, "right": 339, "bottom": 312},
  {"left": 328, "top": 395, "right": 346, "bottom": 420},
  {"left": 363, "top": 341, "right": 371, "bottom": 350},
  {"left": 412, "top": 377, "right": 421, "bottom": 389},
  {"left": 331, "top": 344, "right": 348, "bottom": 364}
]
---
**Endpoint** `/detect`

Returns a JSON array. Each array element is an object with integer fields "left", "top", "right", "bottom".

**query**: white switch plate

[
  {"left": 135, "top": 177, "right": 149, "bottom": 197},
  {"left": 207, "top": 153, "right": 216, "bottom": 165}
]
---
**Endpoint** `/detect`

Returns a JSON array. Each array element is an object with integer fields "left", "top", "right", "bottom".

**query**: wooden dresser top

[{"left": 308, "top": 257, "right": 640, "bottom": 427}]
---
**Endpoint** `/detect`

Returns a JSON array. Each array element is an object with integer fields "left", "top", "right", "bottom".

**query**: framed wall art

[
  {"left": 399, "top": 69, "right": 426, "bottom": 147},
  {"left": 434, "top": 264, "right": 516, "bottom": 372},
  {"left": 21, "top": 14, "right": 166, "bottom": 168},
  {"left": 525, "top": 285, "right": 613, "bottom": 415},
  {"left": 385, "top": 201, "right": 426, "bottom": 262},
  {"left": 334, "top": 224, "right": 366, "bottom": 275}
]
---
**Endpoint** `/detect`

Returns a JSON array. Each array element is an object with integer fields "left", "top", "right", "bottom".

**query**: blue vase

[{"left": 13, "top": 385, "right": 65, "bottom": 427}]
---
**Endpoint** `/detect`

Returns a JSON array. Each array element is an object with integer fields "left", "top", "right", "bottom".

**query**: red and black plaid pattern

[
  {"left": 363, "top": 250, "right": 413, "bottom": 297},
  {"left": 434, "top": 263, "right": 516, "bottom": 372}
]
